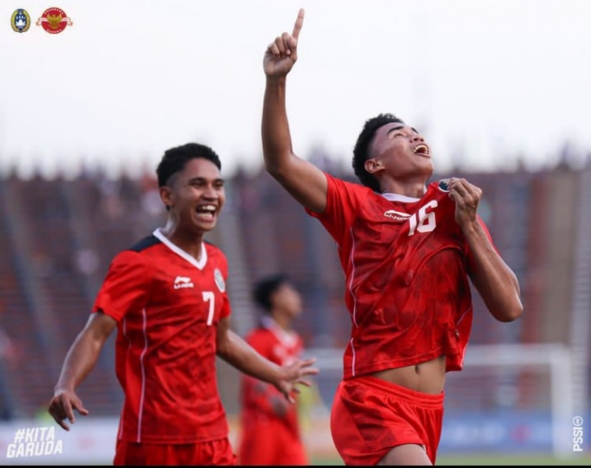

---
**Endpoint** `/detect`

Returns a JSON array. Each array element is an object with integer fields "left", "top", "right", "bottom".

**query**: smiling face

[
  {"left": 366, "top": 123, "right": 434, "bottom": 182},
  {"left": 159, "top": 157, "right": 225, "bottom": 235}
]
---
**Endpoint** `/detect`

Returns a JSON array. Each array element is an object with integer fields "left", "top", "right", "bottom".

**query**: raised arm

[
  {"left": 449, "top": 178, "right": 523, "bottom": 322},
  {"left": 216, "top": 317, "right": 318, "bottom": 403},
  {"left": 47, "top": 312, "right": 117, "bottom": 430},
  {"left": 262, "top": 8, "right": 328, "bottom": 214}
]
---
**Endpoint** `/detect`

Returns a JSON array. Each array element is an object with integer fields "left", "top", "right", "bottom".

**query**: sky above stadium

[{"left": 2, "top": 0, "right": 591, "bottom": 179}]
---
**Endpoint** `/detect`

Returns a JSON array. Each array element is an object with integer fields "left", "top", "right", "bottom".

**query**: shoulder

[
  {"left": 205, "top": 240, "right": 227, "bottom": 263},
  {"left": 204, "top": 241, "right": 229, "bottom": 278},
  {"left": 246, "top": 327, "right": 266, "bottom": 340},
  {"left": 108, "top": 235, "right": 161, "bottom": 270},
  {"left": 245, "top": 327, "right": 273, "bottom": 347},
  {"left": 128, "top": 235, "right": 161, "bottom": 253},
  {"left": 326, "top": 172, "right": 373, "bottom": 196}
]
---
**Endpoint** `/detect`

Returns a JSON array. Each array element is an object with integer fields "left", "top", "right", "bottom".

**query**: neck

[
  {"left": 269, "top": 313, "right": 292, "bottom": 331},
  {"left": 380, "top": 176, "right": 428, "bottom": 199},
  {"left": 160, "top": 218, "right": 204, "bottom": 261}
]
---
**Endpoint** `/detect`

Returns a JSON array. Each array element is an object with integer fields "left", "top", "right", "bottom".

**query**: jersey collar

[
  {"left": 381, "top": 193, "right": 421, "bottom": 203},
  {"left": 152, "top": 228, "right": 208, "bottom": 270},
  {"left": 261, "top": 316, "right": 298, "bottom": 348}
]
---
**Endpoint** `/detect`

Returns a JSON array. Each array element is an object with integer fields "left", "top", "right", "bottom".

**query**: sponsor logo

[{"left": 384, "top": 209, "right": 411, "bottom": 222}]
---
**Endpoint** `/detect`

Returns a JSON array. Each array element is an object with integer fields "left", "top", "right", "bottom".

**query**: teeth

[
  {"left": 413, "top": 145, "right": 429, "bottom": 154},
  {"left": 197, "top": 205, "right": 216, "bottom": 213}
]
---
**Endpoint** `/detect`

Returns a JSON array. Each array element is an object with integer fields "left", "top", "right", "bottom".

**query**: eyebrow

[
  {"left": 187, "top": 176, "right": 225, "bottom": 184},
  {"left": 386, "top": 126, "right": 419, "bottom": 136}
]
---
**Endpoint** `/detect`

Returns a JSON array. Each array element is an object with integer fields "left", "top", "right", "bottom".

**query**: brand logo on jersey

[
  {"left": 384, "top": 209, "right": 411, "bottom": 222},
  {"left": 173, "top": 276, "right": 194, "bottom": 289},
  {"left": 214, "top": 269, "right": 225, "bottom": 293}
]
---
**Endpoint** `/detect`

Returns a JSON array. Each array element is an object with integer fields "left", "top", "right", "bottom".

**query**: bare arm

[
  {"left": 464, "top": 222, "right": 523, "bottom": 322},
  {"left": 216, "top": 317, "right": 317, "bottom": 402},
  {"left": 449, "top": 178, "right": 523, "bottom": 322},
  {"left": 262, "top": 9, "right": 328, "bottom": 214},
  {"left": 48, "top": 312, "right": 117, "bottom": 429}
]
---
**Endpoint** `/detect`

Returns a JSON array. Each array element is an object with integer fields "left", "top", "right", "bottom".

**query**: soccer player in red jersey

[
  {"left": 260, "top": 10, "right": 523, "bottom": 466},
  {"left": 47, "top": 143, "right": 318, "bottom": 466},
  {"left": 237, "top": 274, "right": 309, "bottom": 465}
]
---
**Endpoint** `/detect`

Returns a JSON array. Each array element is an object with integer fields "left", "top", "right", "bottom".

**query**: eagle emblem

[{"left": 37, "top": 7, "right": 73, "bottom": 34}]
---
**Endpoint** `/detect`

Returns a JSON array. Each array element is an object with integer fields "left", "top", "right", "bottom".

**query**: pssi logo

[{"left": 11, "top": 9, "right": 31, "bottom": 33}]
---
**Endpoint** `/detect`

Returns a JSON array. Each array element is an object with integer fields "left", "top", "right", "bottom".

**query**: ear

[
  {"left": 364, "top": 158, "right": 384, "bottom": 175},
  {"left": 159, "top": 186, "right": 174, "bottom": 210}
]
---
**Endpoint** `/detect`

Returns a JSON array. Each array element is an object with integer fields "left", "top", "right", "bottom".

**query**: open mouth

[
  {"left": 413, "top": 144, "right": 431, "bottom": 157},
  {"left": 195, "top": 204, "right": 217, "bottom": 220}
]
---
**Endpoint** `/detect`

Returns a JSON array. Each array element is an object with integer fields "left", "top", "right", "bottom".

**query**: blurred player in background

[
  {"left": 238, "top": 274, "right": 309, "bottom": 465},
  {"left": 260, "top": 9, "right": 523, "bottom": 466},
  {"left": 47, "top": 143, "right": 318, "bottom": 466}
]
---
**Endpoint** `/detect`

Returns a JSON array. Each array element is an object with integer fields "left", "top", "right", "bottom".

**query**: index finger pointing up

[{"left": 292, "top": 8, "right": 305, "bottom": 39}]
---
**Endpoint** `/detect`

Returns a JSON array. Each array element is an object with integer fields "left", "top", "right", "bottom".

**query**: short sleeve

[
  {"left": 305, "top": 172, "right": 367, "bottom": 246},
  {"left": 217, "top": 252, "right": 231, "bottom": 319},
  {"left": 92, "top": 250, "right": 150, "bottom": 322},
  {"left": 220, "top": 293, "right": 231, "bottom": 319}
]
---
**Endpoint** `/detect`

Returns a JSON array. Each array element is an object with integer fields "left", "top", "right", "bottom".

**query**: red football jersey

[
  {"left": 92, "top": 228, "right": 231, "bottom": 443},
  {"left": 307, "top": 173, "right": 495, "bottom": 379},
  {"left": 239, "top": 317, "right": 304, "bottom": 438}
]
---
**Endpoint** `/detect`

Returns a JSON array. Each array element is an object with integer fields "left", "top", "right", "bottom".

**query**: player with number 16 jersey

[
  {"left": 307, "top": 174, "right": 493, "bottom": 379},
  {"left": 260, "top": 9, "right": 522, "bottom": 463}
]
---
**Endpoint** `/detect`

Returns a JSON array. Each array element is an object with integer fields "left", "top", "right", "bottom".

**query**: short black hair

[
  {"left": 156, "top": 143, "right": 222, "bottom": 188},
  {"left": 352, "top": 113, "right": 404, "bottom": 192},
  {"left": 252, "top": 274, "right": 290, "bottom": 313}
]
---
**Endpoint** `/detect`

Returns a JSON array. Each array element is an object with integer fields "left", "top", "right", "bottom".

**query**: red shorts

[
  {"left": 238, "top": 418, "right": 308, "bottom": 465},
  {"left": 113, "top": 438, "right": 237, "bottom": 466},
  {"left": 330, "top": 375, "right": 444, "bottom": 465}
]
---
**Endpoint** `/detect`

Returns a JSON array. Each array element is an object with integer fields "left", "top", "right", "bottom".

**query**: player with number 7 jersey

[
  {"left": 47, "top": 143, "right": 318, "bottom": 466},
  {"left": 92, "top": 228, "right": 232, "bottom": 444}
]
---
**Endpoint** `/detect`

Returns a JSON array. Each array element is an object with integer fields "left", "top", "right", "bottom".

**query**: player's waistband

[{"left": 351, "top": 375, "right": 445, "bottom": 408}]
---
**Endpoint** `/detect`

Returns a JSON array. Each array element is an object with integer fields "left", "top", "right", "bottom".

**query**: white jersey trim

[
  {"left": 153, "top": 228, "right": 208, "bottom": 270},
  {"left": 381, "top": 193, "right": 421, "bottom": 203}
]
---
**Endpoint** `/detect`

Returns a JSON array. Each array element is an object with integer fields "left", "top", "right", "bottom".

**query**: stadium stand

[{"left": 0, "top": 161, "right": 589, "bottom": 426}]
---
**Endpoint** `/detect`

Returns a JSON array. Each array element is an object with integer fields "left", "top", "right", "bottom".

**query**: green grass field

[{"left": 312, "top": 453, "right": 591, "bottom": 465}]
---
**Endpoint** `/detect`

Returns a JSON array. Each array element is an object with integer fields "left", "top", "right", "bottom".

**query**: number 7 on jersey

[{"left": 202, "top": 291, "right": 215, "bottom": 326}]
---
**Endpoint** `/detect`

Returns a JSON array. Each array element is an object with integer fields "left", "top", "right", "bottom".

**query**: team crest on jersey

[
  {"left": 384, "top": 209, "right": 411, "bottom": 222},
  {"left": 214, "top": 268, "right": 225, "bottom": 293},
  {"left": 11, "top": 9, "right": 31, "bottom": 33},
  {"left": 438, "top": 179, "right": 451, "bottom": 192}
]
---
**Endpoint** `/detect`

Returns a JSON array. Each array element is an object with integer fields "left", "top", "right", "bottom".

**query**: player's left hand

[
  {"left": 274, "top": 357, "right": 318, "bottom": 404},
  {"left": 448, "top": 178, "right": 482, "bottom": 230}
]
